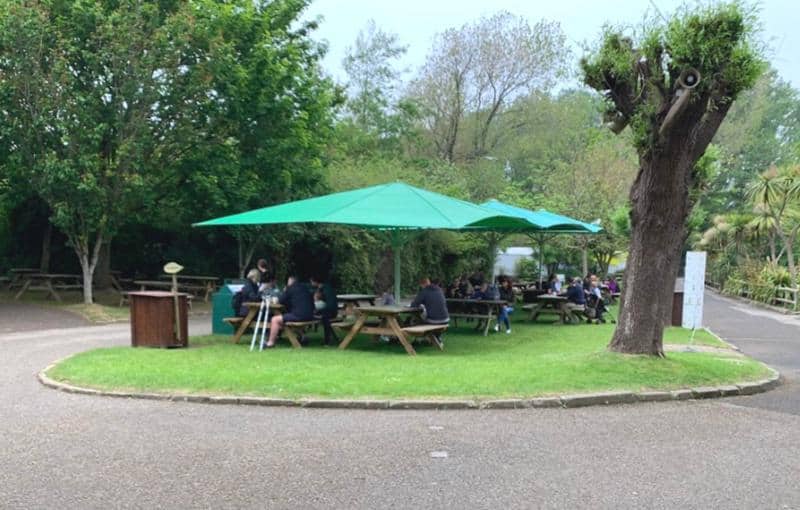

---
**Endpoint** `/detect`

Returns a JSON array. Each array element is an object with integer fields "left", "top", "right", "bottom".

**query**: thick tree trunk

[
  {"left": 609, "top": 144, "right": 691, "bottom": 356},
  {"left": 39, "top": 222, "right": 52, "bottom": 273}
]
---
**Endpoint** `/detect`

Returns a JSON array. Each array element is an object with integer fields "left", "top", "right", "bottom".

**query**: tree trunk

[
  {"left": 609, "top": 144, "right": 691, "bottom": 356},
  {"left": 73, "top": 233, "right": 104, "bottom": 305},
  {"left": 39, "top": 222, "right": 52, "bottom": 273},
  {"left": 768, "top": 233, "right": 777, "bottom": 264},
  {"left": 581, "top": 246, "right": 588, "bottom": 276}
]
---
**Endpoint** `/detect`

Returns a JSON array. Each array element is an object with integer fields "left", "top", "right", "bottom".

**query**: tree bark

[
  {"left": 39, "top": 222, "right": 52, "bottom": 273},
  {"left": 609, "top": 142, "right": 691, "bottom": 356}
]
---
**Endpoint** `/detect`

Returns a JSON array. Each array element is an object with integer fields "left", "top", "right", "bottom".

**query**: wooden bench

[
  {"left": 283, "top": 320, "right": 318, "bottom": 348},
  {"left": 401, "top": 324, "right": 447, "bottom": 350},
  {"left": 224, "top": 317, "right": 318, "bottom": 348}
]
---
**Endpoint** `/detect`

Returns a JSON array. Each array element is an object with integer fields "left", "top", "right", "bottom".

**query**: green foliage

[{"left": 580, "top": 2, "right": 766, "bottom": 154}]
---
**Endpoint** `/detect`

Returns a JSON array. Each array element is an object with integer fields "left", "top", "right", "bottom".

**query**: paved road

[
  {"left": 1, "top": 295, "right": 799, "bottom": 509},
  {"left": 704, "top": 290, "right": 800, "bottom": 416}
]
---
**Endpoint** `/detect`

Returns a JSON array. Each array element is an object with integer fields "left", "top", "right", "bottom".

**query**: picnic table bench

[
  {"left": 226, "top": 301, "right": 318, "bottom": 348},
  {"left": 14, "top": 273, "right": 83, "bottom": 302},
  {"left": 445, "top": 298, "right": 508, "bottom": 336}
]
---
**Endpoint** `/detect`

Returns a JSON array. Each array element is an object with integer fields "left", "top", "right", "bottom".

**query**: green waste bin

[{"left": 212, "top": 281, "right": 245, "bottom": 334}]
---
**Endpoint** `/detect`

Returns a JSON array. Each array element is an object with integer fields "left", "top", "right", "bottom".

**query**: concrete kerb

[{"left": 38, "top": 363, "right": 783, "bottom": 411}]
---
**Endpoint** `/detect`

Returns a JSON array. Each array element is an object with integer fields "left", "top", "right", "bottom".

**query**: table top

[
  {"left": 355, "top": 305, "right": 418, "bottom": 315},
  {"left": 159, "top": 275, "right": 219, "bottom": 282},
  {"left": 535, "top": 294, "right": 568, "bottom": 301},
  {"left": 134, "top": 280, "right": 174, "bottom": 287},
  {"left": 10, "top": 268, "right": 39, "bottom": 273},
  {"left": 337, "top": 294, "right": 377, "bottom": 301},
  {"left": 28, "top": 273, "right": 82, "bottom": 280},
  {"left": 128, "top": 291, "right": 191, "bottom": 298},
  {"left": 244, "top": 301, "right": 283, "bottom": 309},
  {"left": 446, "top": 298, "right": 508, "bottom": 305}
]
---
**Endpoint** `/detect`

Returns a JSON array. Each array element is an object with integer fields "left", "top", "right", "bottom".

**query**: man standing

[
  {"left": 310, "top": 275, "right": 339, "bottom": 346},
  {"left": 264, "top": 276, "right": 315, "bottom": 348}
]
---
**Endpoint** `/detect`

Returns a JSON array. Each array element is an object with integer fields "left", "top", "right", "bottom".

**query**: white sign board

[{"left": 682, "top": 251, "right": 707, "bottom": 329}]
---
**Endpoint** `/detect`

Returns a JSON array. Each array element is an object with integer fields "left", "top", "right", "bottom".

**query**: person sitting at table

[
  {"left": 587, "top": 276, "right": 607, "bottom": 324},
  {"left": 264, "top": 275, "right": 315, "bottom": 348},
  {"left": 547, "top": 274, "right": 562, "bottom": 295},
  {"left": 237, "top": 269, "right": 263, "bottom": 317},
  {"left": 565, "top": 277, "right": 586, "bottom": 322},
  {"left": 606, "top": 277, "right": 619, "bottom": 294},
  {"left": 470, "top": 282, "right": 489, "bottom": 300},
  {"left": 411, "top": 277, "right": 449, "bottom": 326},
  {"left": 257, "top": 258, "right": 271, "bottom": 284},
  {"left": 495, "top": 278, "right": 515, "bottom": 334},
  {"left": 310, "top": 275, "right": 339, "bottom": 346}
]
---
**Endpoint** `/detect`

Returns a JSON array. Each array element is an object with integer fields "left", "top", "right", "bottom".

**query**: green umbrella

[
  {"left": 479, "top": 199, "right": 602, "bottom": 286},
  {"left": 195, "top": 182, "right": 531, "bottom": 302}
]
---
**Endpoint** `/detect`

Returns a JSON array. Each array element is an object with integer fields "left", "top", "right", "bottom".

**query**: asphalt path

[{"left": 1, "top": 294, "right": 799, "bottom": 509}]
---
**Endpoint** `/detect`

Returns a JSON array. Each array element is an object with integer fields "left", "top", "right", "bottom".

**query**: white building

[{"left": 493, "top": 247, "right": 534, "bottom": 277}]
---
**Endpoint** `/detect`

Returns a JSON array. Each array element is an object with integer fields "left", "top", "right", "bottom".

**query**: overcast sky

[{"left": 303, "top": 0, "right": 799, "bottom": 90}]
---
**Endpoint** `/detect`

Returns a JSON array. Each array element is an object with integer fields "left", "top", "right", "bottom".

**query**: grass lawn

[{"left": 47, "top": 314, "right": 769, "bottom": 400}]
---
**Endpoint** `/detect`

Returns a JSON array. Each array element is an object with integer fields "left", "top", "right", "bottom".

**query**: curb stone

[{"left": 37, "top": 365, "right": 783, "bottom": 411}]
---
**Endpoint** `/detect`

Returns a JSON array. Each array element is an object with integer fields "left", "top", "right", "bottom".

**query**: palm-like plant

[{"left": 746, "top": 165, "right": 800, "bottom": 287}]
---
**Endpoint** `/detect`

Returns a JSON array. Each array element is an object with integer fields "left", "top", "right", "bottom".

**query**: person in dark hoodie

[
  {"left": 411, "top": 277, "right": 449, "bottom": 325},
  {"left": 264, "top": 276, "right": 315, "bottom": 348}
]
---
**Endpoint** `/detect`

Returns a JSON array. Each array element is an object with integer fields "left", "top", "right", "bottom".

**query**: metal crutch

[
  {"left": 259, "top": 299, "right": 271, "bottom": 351},
  {"left": 249, "top": 298, "right": 267, "bottom": 352}
]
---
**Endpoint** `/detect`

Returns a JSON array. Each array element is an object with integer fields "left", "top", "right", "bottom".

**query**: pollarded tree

[{"left": 581, "top": 3, "right": 765, "bottom": 355}]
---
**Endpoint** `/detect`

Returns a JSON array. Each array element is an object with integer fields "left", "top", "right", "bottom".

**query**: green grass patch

[{"left": 47, "top": 318, "right": 770, "bottom": 400}]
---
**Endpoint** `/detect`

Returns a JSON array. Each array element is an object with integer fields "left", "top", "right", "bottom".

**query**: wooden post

[{"left": 163, "top": 262, "right": 184, "bottom": 345}]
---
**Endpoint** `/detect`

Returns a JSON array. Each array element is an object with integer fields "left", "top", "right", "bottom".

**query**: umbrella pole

[
  {"left": 538, "top": 234, "right": 545, "bottom": 289},
  {"left": 392, "top": 230, "right": 402, "bottom": 304}
]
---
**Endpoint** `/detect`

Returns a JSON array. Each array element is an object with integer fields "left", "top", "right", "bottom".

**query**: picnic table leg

[
  {"left": 283, "top": 327, "right": 303, "bottom": 349},
  {"left": 46, "top": 280, "right": 61, "bottom": 302},
  {"left": 387, "top": 317, "right": 416, "bottom": 356},
  {"left": 232, "top": 308, "right": 258, "bottom": 344},
  {"left": 483, "top": 312, "right": 492, "bottom": 336},
  {"left": 426, "top": 332, "right": 444, "bottom": 351},
  {"left": 13, "top": 278, "right": 32, "bottom": 301},
  {"left": 528, "top": 304, "right": 541, "bottom": 322},
  {"left": 339, "top": 314, "right": 367, "bottom": 350}
]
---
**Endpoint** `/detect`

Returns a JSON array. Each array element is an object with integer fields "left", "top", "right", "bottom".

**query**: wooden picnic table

[
  {"left": 159, "top": 274, "right": 219, "bottom": 302},
  {"left": 446, "top": 298, "right": 508, "bottom": 336},
  {"left": 338, "top": 305, "right": 423, "bottom": 356},
  {"left": 526, "top": 294, "right": 571, "bottom": 323},
  {"left": 14, "top": 273, "right": 83, "bottom": 302},
  {"left": 229, "top": 301, "right": 284, "bottom": 344},
  {"left": 336, "top": 293, "right": 377, "bottom": 316},
  {"left": 134, "top": 280, "right": 174, "bottom": 291},
  {"left": 6, "top": 268, "right": 39, "bottom": 290}
]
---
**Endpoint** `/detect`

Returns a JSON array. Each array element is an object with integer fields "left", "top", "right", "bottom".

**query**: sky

[{"left": 303, "top": 0, "right": 800, "bottom": 90}]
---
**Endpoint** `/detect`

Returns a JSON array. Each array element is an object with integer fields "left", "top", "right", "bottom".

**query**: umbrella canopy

[
  {"left": 195, "top": 183, "right": 530, "bottom": 231},
  {"left": 480, "top": 199, "right": 602, "bottom": 233},
  {"left": 195, "top": 182, "right": 532, "bottom": 302},
  {"left": 479, "top": 199, "right": 602, "bottom": 285}
]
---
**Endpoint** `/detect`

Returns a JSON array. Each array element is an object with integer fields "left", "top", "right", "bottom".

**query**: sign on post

[{"left": 682, "top": 251, "right": 707, "bottom": 329}]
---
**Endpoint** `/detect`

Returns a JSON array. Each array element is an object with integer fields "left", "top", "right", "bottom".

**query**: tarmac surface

[{"left": 1, "top": 290, "right": 799, "bottom": 509}]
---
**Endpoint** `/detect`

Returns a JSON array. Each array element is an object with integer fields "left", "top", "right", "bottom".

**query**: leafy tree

[
  {"left": 581, "top": 2, "right": 765, "bottom": 355},
  {"left": 412, "top": 11, "right": 570, "bottom": 162},
  {"left": 0, "top": 0, "right": 338, "bottom": 301}
]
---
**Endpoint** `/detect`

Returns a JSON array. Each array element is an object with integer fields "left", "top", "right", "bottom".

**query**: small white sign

[{"left": 682, "top": 251, "right": 707, "bottom": 329}]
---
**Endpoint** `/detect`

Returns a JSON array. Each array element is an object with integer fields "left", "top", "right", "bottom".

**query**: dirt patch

[{"left": 0, "top": 302, "right": 88, "bottom": 333}]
